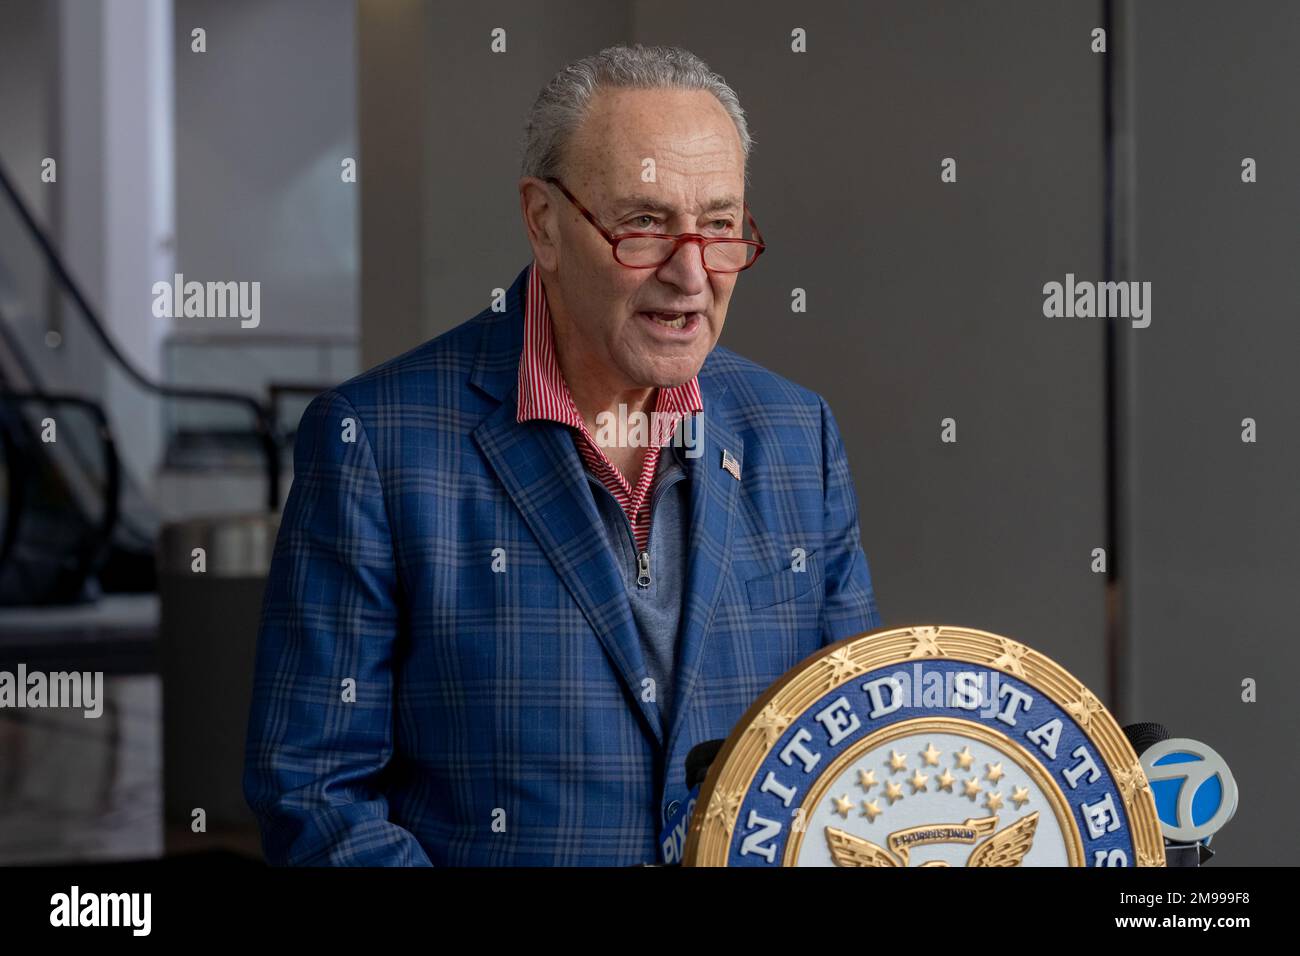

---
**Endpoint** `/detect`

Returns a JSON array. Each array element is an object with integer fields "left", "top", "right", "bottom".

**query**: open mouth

[{"left": 638, "top": 311, "right": 702, "bottom": 334}]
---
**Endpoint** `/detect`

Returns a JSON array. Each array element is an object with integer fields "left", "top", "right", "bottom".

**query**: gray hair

[{"left": 519, "top": 43, "right": 753, "bottom": 187}]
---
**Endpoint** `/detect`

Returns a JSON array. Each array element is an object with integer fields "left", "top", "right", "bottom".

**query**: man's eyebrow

[{"left": 608, "top": 195, "right": 743, "bottom": 217}]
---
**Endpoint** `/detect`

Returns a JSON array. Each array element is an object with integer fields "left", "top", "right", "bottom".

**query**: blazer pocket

[{"left": 746, "top": 551, "right": 821, "bottom": 610}]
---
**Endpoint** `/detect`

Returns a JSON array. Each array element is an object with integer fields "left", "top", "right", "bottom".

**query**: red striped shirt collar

[{"left": 516, "top": 261, "right": 704, "bottom": 442}]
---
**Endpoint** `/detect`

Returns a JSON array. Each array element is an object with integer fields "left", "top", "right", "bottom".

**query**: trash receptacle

[{"left": 158, "top": 513, "right": 278, "bottom": 837}]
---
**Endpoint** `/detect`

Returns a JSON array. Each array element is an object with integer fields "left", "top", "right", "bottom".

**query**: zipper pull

[{"left": 636, "top": 550, "right": 651, "bottom": 589}]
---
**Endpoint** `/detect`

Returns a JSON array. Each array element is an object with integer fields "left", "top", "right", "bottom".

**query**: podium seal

[{"left": 682, "top": 625, "right": 1165, "bottom": 866}]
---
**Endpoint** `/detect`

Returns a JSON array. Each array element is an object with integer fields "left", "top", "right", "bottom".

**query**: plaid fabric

[{"left": 243, "top": 262, "right": 882, "bottom": 865}]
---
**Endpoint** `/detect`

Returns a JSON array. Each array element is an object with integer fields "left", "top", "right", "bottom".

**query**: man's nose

[{"left": 656, "top": 237, "right": 710, "bottom": 292}]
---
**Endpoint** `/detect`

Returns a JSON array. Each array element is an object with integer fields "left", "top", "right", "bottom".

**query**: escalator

[
  {"left": 0, "top": 158, "right": 282, "bottom": 606},
  {"left": 0, "top": 388, "right": 120, "bottom": 604}
]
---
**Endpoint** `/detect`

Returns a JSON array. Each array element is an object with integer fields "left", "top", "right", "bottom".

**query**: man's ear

[{"left": 519, "top": 177, "right": 560, "bottom": 271}]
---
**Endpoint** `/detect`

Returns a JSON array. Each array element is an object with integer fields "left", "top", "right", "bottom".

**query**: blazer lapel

[
  {"left": 470, "top": 269, "right": 665, "bottom": 746},
  {"left": 664, "top": 370, "right": 743, "bottom": 764}
]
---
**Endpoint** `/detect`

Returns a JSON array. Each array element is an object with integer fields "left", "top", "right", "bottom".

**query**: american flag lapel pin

[{"left": 721, "top": 448, "right": 741, "bottom": 482}]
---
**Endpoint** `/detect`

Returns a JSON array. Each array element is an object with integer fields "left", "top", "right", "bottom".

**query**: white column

[{"left": 100, "top": 0, "right": 175, "bottom": 489}]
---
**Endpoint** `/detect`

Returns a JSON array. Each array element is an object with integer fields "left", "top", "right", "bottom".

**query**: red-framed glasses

[{"left": 544, "top": 176, "right": 766, "bottom": 273}]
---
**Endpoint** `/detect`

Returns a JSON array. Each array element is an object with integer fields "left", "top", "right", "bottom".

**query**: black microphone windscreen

[
  {"left": 685, "top": 739, "right": 726, "bottom": 790},
  {"left": 1123, "top": 721, "right": 1171, "bottom": 757}
]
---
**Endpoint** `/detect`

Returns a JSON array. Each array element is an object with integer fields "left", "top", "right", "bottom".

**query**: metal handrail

[
  {"left": 0, "top": 389, "right": 121, "bottom": 598},
  {"left": 0, "top": 158, "right": 281, "bottom": 510}
]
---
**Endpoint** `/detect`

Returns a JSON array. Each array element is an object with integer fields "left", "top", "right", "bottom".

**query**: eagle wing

[
  {"left": 965, "top": 811, "right": 1040, "bottom": 867},
  {"left": 824, "top": 826, "right": 901, "bottom": 867}
]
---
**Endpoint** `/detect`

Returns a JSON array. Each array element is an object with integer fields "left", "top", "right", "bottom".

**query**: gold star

[
  {"left": 908, "top": 769, "right": 930, "bottom": 794},
  {"left": 1065, "top": 691, "right": 1103, "bottom": 732},
  {"left": 985, "top": 761, "right": 1005, "bottom": 784},
  {"left": 704, "top": 788, "right": 744, "bottom": 836},
  {"left": 857, "top": 768, "right": 878, "bottom": 792},
  {"left": 887, "top": 750, "right": 908, "bottom": 773},
  {"left": 920, "top": 742, "right": 942, "bottom": 766},
  {"left": 883, "top": 781, "right": 905, "bottom": 805},
  {"left": 983, "top": 791, "right": 1004, "bottom": 812},
  {"left": 906, "top": 626, "right": 944, "bottom": 658},
  {"left": 936, "top": 769, "right": 956, "bottom": 792},
  {"left": 954, "top": 746, "right": 974, "bottom": 771},
  {"left": 962, "top": 777, "right": 982, "bottom": 801},
  {"left": 832, "top": 794, "right": 854, "bottom": 818},
  {"left": 749, "top": 703, "right": 793, "bottom": 749},
  {"left": 822, "top": 648, "right": 861, "bottom": 688},
  {"left": 1010, "top": 786, "right": 1030, "bottom": 809},
  {"left": 1114, "top": 764, "right": 1148, "bottom": 803},
  {"left": 990, "top": 639, "right": 1030, "bottom": 678},
  {"left": 860, "top": 800, "right": 883, "bottom": 822}
]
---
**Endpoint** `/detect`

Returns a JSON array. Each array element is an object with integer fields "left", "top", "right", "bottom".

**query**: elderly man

[{"left": 244, "top": 43, "right": 880, "bottom": 866}]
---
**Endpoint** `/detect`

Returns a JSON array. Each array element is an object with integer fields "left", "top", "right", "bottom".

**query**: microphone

[
  {"left": 685, "top": 738, "right": 725, "bottom": 790},
  {"left": 1123, "top": 722, "right": 1238, "bottom": 866},
  {"left": 1124, "top": 721, "right": 1170, "bottom": 756},
  {"left": 658, "top": 739, "right": 726, "bottom": 864}
]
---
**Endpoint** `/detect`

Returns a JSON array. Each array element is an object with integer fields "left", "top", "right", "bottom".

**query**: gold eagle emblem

[{"left": 825, "top": 812, "right": 1039, "bottom": 867}]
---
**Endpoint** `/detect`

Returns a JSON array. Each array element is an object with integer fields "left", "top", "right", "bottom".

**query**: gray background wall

[
  {"left": 1126, "top": 0, "right": 1299, "bottom": 863},
  {"left": 358, "top": 0, "right": 1293, "bottom": 864},
  {"left": 174, "top": 0, "right": 358, "bottom": 341}
]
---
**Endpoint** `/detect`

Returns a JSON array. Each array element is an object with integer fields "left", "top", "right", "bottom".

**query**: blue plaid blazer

[{"left": 244, "top": 263, "right": 881, "bottom": 865}]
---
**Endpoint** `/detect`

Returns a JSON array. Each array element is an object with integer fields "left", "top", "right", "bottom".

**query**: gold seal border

[
  {"left": 681, "top": 624, "right": 1165, "bottom": 867},
  {"left": 784, "top": 716, "right": 1085, "bottom": 866}
]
